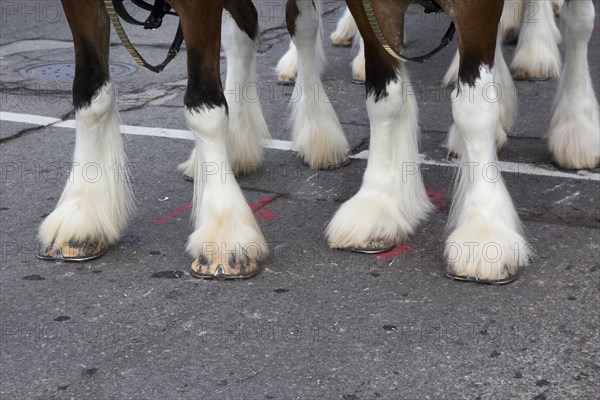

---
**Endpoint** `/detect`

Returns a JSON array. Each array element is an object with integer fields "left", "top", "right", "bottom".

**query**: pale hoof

[
  {"left": 190, "top": 255, "right": 260, "bottom": 280},
  {"left": 37, "top": 242, "right": 107, "bottom": 262},
  {"left": 351, "top": 240, "right": 396, "bottom": 255},
  {"left": 513, "top": 68, "right": 552, "bottom": 81},
  {"left": 444, "top": 270, "right": 519, "bottom": 285}
]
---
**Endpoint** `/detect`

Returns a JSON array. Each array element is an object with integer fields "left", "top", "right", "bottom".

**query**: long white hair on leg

[
  {"left": 222, "top": 11, "right": 271, "bottom": 175},
  {"left": 547, "top": 0, "right": 599, "bottom": 169},
  {"left": 351, "top": 36, "right": 365, "bottom": 82},
  {"left": 330, "top": 7, "right": 357, "bottom": 46},
  {"left": 39, "top": 83, "right": 134, "bottom": 248},
  {"left": 327, "top": 68, "right": 431, "bottom": 249},
  {"left": 512, "top": 0, "right": 562, "bottom": 80},
  {"left": 446, "top": 67, "right": 529, "bottom": 281},
  {"left": 185, "top": 107, "right": 268, "bottom": 265},
  {"left": 290, "top": 0, "right": 349, "bottom": 169},
  {"left": 276, "top": 41, "right": 298, "bottom": 83}
]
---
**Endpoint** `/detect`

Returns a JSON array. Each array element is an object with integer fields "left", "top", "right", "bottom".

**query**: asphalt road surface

[{"left": 1, "top": 1, "right": 599, "bottom": 399}]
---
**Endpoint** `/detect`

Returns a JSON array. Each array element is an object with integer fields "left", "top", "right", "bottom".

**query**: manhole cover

[{"left": 19, "top": 61, "right": 138, "bottom": 81}]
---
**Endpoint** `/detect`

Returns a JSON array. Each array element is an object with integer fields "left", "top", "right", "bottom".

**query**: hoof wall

[
  {"left": 190, "top": 256, "right": 260, "bottom": 280},
  {"left": 444, "top": 271, "right": 519, "bottom": 285},
  {"left": 351, "top": 241, "right": 396, "bottom": 255},
  {"left": 37, "top": 242, "right": 107, "bottom": 262},
  {"left": 302, "top": 157, "right": 351, "bottom": 171},
  {"left": 277, "top": 79, "right": 296, "bottom": 86}
]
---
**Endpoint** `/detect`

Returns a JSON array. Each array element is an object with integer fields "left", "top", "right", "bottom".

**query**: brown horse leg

[
  {"left": 170, "top": 0, "right": 267, "bottom": 279},
  {"left": 38, "top": 0, "right": 133, "bottom": 261},
  {"left": 444, "top": 1, "right": 529, "bottom": 282},
  {"left": 178, "top": 0, "right": 271, "bottom": 179},
  {"left": 327, "top": 0, "right": 431, "bottom": 252}
]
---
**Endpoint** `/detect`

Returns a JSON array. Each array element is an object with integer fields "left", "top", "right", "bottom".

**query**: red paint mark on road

[
  {"left": 153, "top": 196, "right": 277, "bottom": 225},
  {"left": 427, "top": 189, "right": 448, "bottom": 213},
  {"left": 249, "top": 197, "right": 277, "bottom": 220},
  {"left": 372, "top": 244, "right": 416, "bottom": 260},
  {"left": 153, "top": 201, "right": 193, "bottom": 225}
]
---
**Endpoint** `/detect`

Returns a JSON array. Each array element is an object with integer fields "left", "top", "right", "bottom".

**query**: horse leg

[
  {"left": 178, "top": 0, "right": 271, "bottom": 178},
  {"left": 500, "top": 0, "right": 525, "bottom": 44},
  {"left": 170, "top": 0, "right": 267, "bottom": 278},
  {"left": 276, "top": 41, "right": 298, "bottom": 83},
  {"left": 445, "top": 1, "right": 529, "bottom": 282},
  {"left": 547, "top": 0, "right": 599, "bottom": 169},
  {"left": 286, "top": 0, "right": 349, "bottom": 169},
  {"left": 512, "top": 0, "right": 561, "bottom": 80},
  {"left": 38, "top": 0, "right": 133, "bottom": 260},
  {"left": 327, "top": 0, "right": 430, "bottom": 251},
  {"left": 330, "top": 6, "right": 357, "bottom": 46},
  {"left": 446, "top": 31, "right": 516, "bottom": 156},
  {"left": 351, "top": 37, "right": 366, "bottom": 83}
]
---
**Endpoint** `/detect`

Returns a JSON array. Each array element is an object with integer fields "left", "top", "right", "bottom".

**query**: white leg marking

[
  {"left": 351, "top": 37, "right": 366, "bottom": 82},
  {"left": 39, "top": 83, "right": 133, "bottom": 247},
  {"left": 330, "top": 7, "right": 357, "bottom": 46},
  {"left": 181, "top": 14, "right": 271, "bottom": 178},
  {"left": 446, "top": 67, "right": 529, "bottom": 281},
  {"left": 446, "top": 34, "right": 516, "bottom": 156},
  {"left": 547, "top": 0, "right": 600, "bottom": 169},
  {"left": 276, "top": 41, "right": 298, "bottom": 83},
  {"left": 186, "top": 107, "right": 267, "bottom": 265},
  {"left": 290, "top": 0, "right": 349, "bottom": 169},
  {"left": 222, "top": 12, "right": 271, "bottom": 175},
  {"left": 512, "top": 0, "right": 562, "bottom": 80},
  {"left": 327, "top": 70, "right": 431, "bottom": 248}
]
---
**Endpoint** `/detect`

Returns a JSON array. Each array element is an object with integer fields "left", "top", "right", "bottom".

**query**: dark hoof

[
  {"left": 302, "top": 157, "right": 351, "bottom": 170},
  {"left": 37, "top": 242, "right": 107, "bottom": 262},
  {"left": 351, "top": 79, "right": 365, "bottom": 85},
  {"left": 190, "top": 256, "right": 260, "bottom": 280},
  {"left": 444, "top": 271, "right": 519, "bottom": 285},
  {"left": 277, "top": 79, "right": 296, "bottom": 86}
]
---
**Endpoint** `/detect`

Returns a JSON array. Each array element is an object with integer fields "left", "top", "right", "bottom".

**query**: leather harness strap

[
  {"left": 104, "top": 0, "right": 183, "bottom": 73},
  {"left": 361, "top": 0, "right": 456, "bottom": 63}
]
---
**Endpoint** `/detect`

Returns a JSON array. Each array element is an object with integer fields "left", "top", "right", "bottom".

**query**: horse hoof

[
  {"left": 332, "top": 39, "right": 353, "bottom": 47},
  {"left": 37, "top": 242, "right": 107, "bottom": 262},
  {"left": 351, "top": 241, "right": 396, "bottom": 254},
  {"left": 302, "top": 157, "right": 351, "bottom": 170},
  {"left": 444, "top": 271, "right": 519, "bottom": 285},
  {"left": 184, "top": 174, "right": 194, "bottom": 182},
  {"left": 277, "top": 79, "right": 296, "bottom": 86},
  {"left": 190, "top": 256, "right": 260, "bottom": 280},
  {"left": 512, "top": 69, "right": 552, "bottom": 82},
  {"left": 351, "top": 78, "right": 365, "bottom": 85}
]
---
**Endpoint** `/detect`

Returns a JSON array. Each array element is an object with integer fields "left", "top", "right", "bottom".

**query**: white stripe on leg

[{"left": 39, "top": 83, "right": 133, "bottom": 248}]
